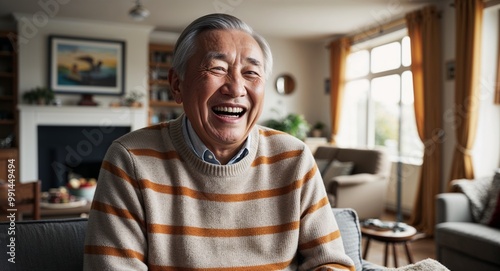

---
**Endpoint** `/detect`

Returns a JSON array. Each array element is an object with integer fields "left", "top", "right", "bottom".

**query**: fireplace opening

[{"left": 38, "top": 125, "right": 130, "bottom": 191}]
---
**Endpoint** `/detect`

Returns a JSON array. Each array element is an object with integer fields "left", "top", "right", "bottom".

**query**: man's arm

[{"left": 83, "top": 141, "right": 148, "bottom": 270}]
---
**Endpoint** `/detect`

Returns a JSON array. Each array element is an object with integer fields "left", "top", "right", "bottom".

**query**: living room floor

[{"left": 360, "top": 212, "right": 436, "bottom": 268}]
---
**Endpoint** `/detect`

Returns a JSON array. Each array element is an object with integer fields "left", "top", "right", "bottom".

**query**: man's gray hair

[{"left": 171, "top": 13, "right": 273, "bottom": 80}]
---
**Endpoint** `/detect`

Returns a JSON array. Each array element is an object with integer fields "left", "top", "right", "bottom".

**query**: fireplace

[
  {"left": 18, "top": 105, "right": 147, "bottom": 184},
  {"left": 37, "top": 125, "right": 130, "bottom": 191}
]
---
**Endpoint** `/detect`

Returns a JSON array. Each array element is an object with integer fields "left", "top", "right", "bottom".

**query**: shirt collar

[{"left": 182, "top": 115, "right": 250, "bottom": 165}]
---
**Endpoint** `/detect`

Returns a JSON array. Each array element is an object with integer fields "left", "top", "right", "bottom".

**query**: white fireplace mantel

[{"left": 18, "top": 105, "right": 147, "bottom": 182}]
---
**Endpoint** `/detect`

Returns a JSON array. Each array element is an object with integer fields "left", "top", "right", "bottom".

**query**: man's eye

[
  {"left": 210, "top": 66, "right": 227, "bottom": 74},
  {"left": 244, "top": 70, "right": 261, "bottom": 78}
]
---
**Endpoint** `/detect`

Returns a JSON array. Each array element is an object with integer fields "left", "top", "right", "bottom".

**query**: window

[{"left": 337, "top": 32, "right": 423, "bottom": 162}]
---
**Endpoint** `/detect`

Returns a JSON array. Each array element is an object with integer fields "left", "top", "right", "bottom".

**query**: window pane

[
  {"left": 371, "top": 42, "right": 401, "bottom": 73},
  {"left": 402, "top": 71, "right": 413, "bottom": 105},
  {"left": 371, "top": 75, "right": 400, "bottom": 157},
  {"left": 346, "top": 50, "right": 369, "bottom": 79},
  {"left": 402, "top": 36, "right": 411, "bottom": 67},
  {"left": 337, "top": 79, "right": 369, "bottom": 147},
  {"left": 401, "top": 70, "right": 422, "bottom": 159}
]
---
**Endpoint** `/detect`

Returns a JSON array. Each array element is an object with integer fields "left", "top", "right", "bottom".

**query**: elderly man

[{"left": 84, "top": 13, "right": 354, "bottom": 271}]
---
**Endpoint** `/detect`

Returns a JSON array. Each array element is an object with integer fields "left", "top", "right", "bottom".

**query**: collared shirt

[{"left": 182, "top": 116, "right": 250, "bottom": 165}]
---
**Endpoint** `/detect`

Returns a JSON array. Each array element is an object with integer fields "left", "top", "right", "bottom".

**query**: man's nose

[{"left": 221, "top": 73, "right": 246, "bottom": 97}]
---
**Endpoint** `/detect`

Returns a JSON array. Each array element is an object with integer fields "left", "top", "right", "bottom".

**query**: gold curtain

[
  {"left": 329, "top": 38, "right": 351, "bottom": 144},
  {"left": 405, "top": 6, "right": 443, "bottom": 236},
  {"left": 450, "top": 0, "right": 484, "bottom": 181}
]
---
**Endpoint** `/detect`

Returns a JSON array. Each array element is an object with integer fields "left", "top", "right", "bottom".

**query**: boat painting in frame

[{"left": 48, "top": 35, "right": 125, "bottom": 96}]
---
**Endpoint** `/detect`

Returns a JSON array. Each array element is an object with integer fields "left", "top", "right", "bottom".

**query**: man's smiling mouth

[{"left": 212, "top": 106, "right": 246, "bottom": 118}]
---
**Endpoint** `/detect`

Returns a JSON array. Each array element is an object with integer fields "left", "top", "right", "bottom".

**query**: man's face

[{"left": 170, "top": 29, "right": 266, "bottom": 154}]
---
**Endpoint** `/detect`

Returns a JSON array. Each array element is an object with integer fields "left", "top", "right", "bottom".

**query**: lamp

[{"left": 129, "top": 0, "right": 150, "bottom": 21}]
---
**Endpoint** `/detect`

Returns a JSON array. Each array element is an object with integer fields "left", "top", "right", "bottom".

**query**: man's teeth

[{"left": 213, "top": 106, "right": 244, "bottom": 113}]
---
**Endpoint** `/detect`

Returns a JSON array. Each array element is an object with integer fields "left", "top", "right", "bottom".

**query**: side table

[{"left": 361, "top": 223, "right": 417, "bottom": 267}]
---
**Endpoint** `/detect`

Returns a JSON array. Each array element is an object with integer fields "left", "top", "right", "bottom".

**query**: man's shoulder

[
  {"left": 255, "top": 125, "right": 307, "bottom": 149},
  {"left": 114, "top": 122, "right": 171, "bottom": 147}
]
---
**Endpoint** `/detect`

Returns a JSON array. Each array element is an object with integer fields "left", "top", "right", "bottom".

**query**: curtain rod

[
  {"left": 325, "top": 17, "right": 406, "bottom": 48},
  {"left": 349, "top": 17, "right": 406, "bottom": 45}
]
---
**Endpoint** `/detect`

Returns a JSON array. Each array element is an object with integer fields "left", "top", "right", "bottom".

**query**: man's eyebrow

[
  {"left": 204, "top": 51, "right": 226, "bottom": 62},
  {"left": 246, "top": 57, "right": 262, "bottom": 67},
  {"left": 203, "top": 51, "right": 262, "bottom": 67}
]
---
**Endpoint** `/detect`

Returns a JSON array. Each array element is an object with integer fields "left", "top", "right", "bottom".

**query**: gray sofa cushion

[
  {"left": 0, "top": 218, "right": 87, "bottom": 271},
  {"left": 436, "top": 221, "right": 500, "bottom": 266},
  {"left": 333, "top": 208, "right": 363, "bottom": 271}
]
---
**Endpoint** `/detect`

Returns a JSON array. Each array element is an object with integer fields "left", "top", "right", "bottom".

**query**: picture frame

[{"left": 48, "top": 35, "right": 125, "bottom": 96}]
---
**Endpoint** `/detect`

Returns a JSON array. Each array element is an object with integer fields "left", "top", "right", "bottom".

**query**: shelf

[
  {"left": 149, "top": 79, "right": 169, "bottom": 86},
  {"left": 149, "top": 100, "right": 182, "bottom": 107},
  {"left": 150, "top": 62, "right": 171, "bottom": 68},
  {"left": 0, "top": 72, "right": 14, "bottom": 77},
  {"left": 0, "top": 95, "right": 14, "bottom": 101},
  {"left": 0, "top": 51, "right": 13, "bottom": 57},
  {"left": 0, "top": 119, "right": 15, "bottom": 125}
]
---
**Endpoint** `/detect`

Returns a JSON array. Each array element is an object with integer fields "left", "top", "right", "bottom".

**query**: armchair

[{"left": 314, "top": 146, "right": 391, "bottom": 220}]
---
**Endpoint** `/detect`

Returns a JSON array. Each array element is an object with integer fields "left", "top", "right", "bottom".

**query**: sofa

[
  {"left": 435, "top": 193, "right": 500, "bottom": 271},
  {"left": 0, "top": 208, "right": 387, "bottom": 271},
  {"left": 314, "top": 146, "right": 392, "bottom": 220}
]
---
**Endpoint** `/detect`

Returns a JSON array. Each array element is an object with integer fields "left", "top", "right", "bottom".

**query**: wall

[
  {"left": 14, "top": 14, "right": 153, "bottom": 112},
  {"left": 259, "top": 38, "right": 326, "bottom": 127}
]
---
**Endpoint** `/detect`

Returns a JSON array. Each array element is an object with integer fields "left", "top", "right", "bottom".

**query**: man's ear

[{"left": 168, "top": 69, "right": 183, "bottom": 104}]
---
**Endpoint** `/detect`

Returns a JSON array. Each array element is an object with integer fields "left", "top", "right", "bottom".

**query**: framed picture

[{"left": 48, "top": 35, "right": 126, "bottom": 95}]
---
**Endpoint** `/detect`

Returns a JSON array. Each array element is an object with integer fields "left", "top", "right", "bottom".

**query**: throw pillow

[
  {"left": 314, "top": 158, "right": 331, "bottom": 176},
  {"left": 322, "top": 160, "right": 354, "bottom": 182},
  {"left": 481, "top": 170, "right": 500, "bottom": 225},
  {"left": 451, "top": 176, "right": 493, "bottom": 222},
  {"left": 332, "top": 208, "right": 363, "bottom": 271},
  {"left": 488, "top": 189, "right": 500, "bottom": 228}
]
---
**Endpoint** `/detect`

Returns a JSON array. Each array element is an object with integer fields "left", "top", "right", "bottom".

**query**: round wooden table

[{"left": 361, "top": 223, "right": 417, "bottom": 267}]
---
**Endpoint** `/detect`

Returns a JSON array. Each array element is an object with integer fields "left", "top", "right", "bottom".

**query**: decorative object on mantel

[
  {"left": 129, "top": 0, "right": 150, "bottom": 21},
  {"left": 123, "top": 90, "right": 145, "bottom": 107},
  {"left": 311, "top": 121, "right": 325, "bottom": 137},
  {"left": 264, "top": 112, "right": 310, "bottom": 141},
  {"left": 22, "top": 86, "right": 55, "bottom": 105},
  {"left": 78, "top": 94, "right": 98, "bottom": 106}
]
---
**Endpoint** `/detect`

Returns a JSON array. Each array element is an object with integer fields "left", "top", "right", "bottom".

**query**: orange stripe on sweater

[
  {"left": 139, "top": 166, "right": 317, "bottom": 202},
  {"left": 91, "top": 200, "right": 146, "bottom": 229},
  {"left": 251, "top": 150, "right": 303, "bottom": 166},
  {"left": 298, "top": 230, "right": 342, "bottom": 251},
  {"left": 259, "top": 129, "right": 285, "bottom": 137},
  {"left": 129, "top": 149, "right": 182, "bottom": 160},
  {"left": 142, "top": 122, "right": 169, "bottom": 130},
  {"left": 149, "top": 221, "right": 300, "bottom": 237},
  {"left": 84, "top": 245, "right": 145, "bottom": 262},
  {"left": 101, "top": 161, "right": 138, "bottom": 189},
  {"left": 318, "top": 263, "right": 356, "bottom": 271},
  {"left": 149, "top": 260, "right": 292, "bottom": 271},
  {"left": 302, "top": 197, "right": 330, "bottom": 218}
]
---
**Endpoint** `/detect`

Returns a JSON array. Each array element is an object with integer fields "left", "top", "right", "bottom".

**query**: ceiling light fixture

[{"left": 129, "top": 0, "right": 150, "bottom": 21}]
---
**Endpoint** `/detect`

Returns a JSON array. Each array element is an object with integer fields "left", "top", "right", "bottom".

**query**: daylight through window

[{"left": 337, "top": 30, "right": 423, "bottom": 163}]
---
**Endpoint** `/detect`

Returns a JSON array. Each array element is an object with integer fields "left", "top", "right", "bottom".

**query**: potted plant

[
  {"left": 22, "top": 87, "right": 55, "bottom": 105},
  {"left": 264, "top": 113, "right": 310, "bottom": 141},
  {"left": 123, "top": 90, "right": 144, "bottom": 107},
  {"left": 311, "top": 121, "right": 325, "bottom": 137}
]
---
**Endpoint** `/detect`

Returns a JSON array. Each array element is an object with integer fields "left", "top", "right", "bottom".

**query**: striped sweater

[{"left": 83, "top": 116, "right": 355, "bottom": 271}]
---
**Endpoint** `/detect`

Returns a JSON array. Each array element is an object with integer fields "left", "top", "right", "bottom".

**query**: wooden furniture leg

[
  {"left": 363, "top": 237, "right": 371, "bottom": 259},
  {"left": 404, "top": 241, "right": 414, "bottom": 264},
  {"left": 393, "top": 243, "right": 398, "bottom": 267},
  {"left": 384, "top": 242, "right": 389, "bottom": 266}
]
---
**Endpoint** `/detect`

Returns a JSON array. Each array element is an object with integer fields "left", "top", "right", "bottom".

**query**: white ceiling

[{"left": 0, "top": 0, "right": 442, "bottom": 41}]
